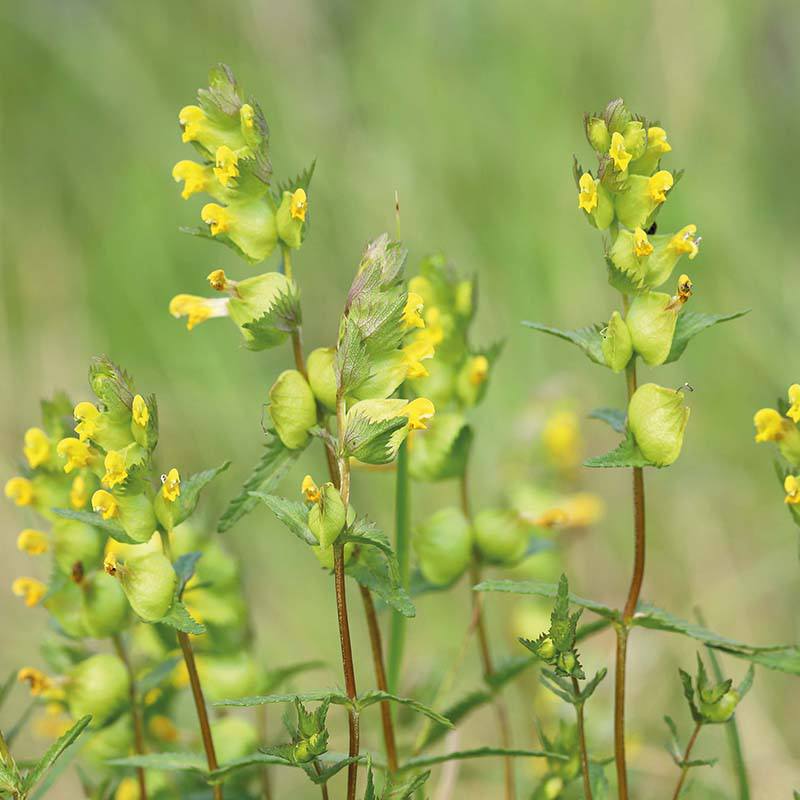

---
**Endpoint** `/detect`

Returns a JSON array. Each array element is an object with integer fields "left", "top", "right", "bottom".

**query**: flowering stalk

[
  {"left": 571, "top": 676, "right": 593, "bottom": 800},
  {"left": 670, "top": 722, "right": 702, "bottom": 800}
]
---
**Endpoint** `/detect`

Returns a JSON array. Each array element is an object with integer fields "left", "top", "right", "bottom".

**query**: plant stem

[
  {"left": 671, "top": 722, "right": 703, "bottom": 800},
  {"left": 614, "top": 346, "right": 646, "bottom": 800},
  {"left": 387, "top": 437, "right": 410, "bottom": 693},
  {"left": 359, "top": 584, "right": 399, "bottom": 772},
  {"left": 571, "top": 676, "right": 593, "bottom": 800},
  {"left": 255, "top": 706, "right": 273, "bottom": 800},
  {"left": 177, "top": 630, "right": 223, "bottom": 800},
  {"left": 112, "top": 634, "right": 148, "bottom": 800},
  {"left": 282, "top": 244, "right": 294, "bottom": 282}
]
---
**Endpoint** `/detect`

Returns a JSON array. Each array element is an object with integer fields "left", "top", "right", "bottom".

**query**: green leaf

[
  {"left": 347, "top": 547, "right": 415, "bottom": 618},
  {"left": 21, "top": 715, "right": 92, "bottom": 793},
  {"left": 243, "top": 284, "right": 303, "bottom": 349},
  {"left": 383, "top": 770, "right": 431, "bottom": 798},
  {"left": 250, "top": 493, "right": 318, "bottom": 546},
  {"left": 589, "top": 760, "right": 610, "bottom": 800},
  {"left": 301, "top": 756, "right": 358, "bottom": 785},
  {"left": 173, "top": 552, "right": 202, "bottom": 597},
  {"left": 475, "top": 580, "right": 619, "bottom": 621},
  {"left": 580, "top": 667, "right": 608, "bottom": 702},
  {"left": 399, "top": 747, "right": 563, "bottom": 772},
  {"left": 665, "top": 310, "right": 750, "bottom": 363},
  {"left": 170, "top": 461, "right": 230, "bottom": 527},
  {"left": 214, "top": 691, "right": 347, "bottom": 709},
  {"left": 264, "top": 661, "right": 326, "bottom": 693},
  {"left": 0, "top": 760, "right": 20, "bottom": 794},
  {"left": 589, "top": 407, "right": 627, "bottom": 434},
  {"left": 159, "top": 601, "right": 205, "bottom": 635},
  {"left": 522, "top": 321, "right": 606, "bottom": 366},
  {"left": 219, "top": 438, "right": 299, "bottom": 533},
  {"left": 584, "top": 430, "right": 654, "bottom": 469},
  {"left": 138, "top": 657, "right": 182, "bottom": 695},
  {"left": 107, "top": 752, "right": 207, "bottom": 775},
  {"left": 206, "top": 752, "right": 294, "bottom": 783},
  {"left": 356, "top": 691, "right": 452, "bottom": 728},
  {"left": 51, "top": 507, "right": 138, "bottom": 544},
  {"left": 486, "top": 654, "right": 536, "bottom": 690}
]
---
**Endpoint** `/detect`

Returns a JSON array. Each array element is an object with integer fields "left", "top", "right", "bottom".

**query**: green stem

[
  {"left": 571, "top": 677, "right": 593, "bottom": 800},
  {"left": 671, "top": 722, "right": 703, "bottom": 800},
  {"left": 387, "top": 438, "right": 410, "bottom": 693},
  {"left": 281, "top": 244, "right": 294, "bottom": 282}
]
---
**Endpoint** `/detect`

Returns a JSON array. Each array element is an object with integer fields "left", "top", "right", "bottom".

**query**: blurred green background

[{"left": 1, "top": 0, "right": 799, "bottom": 797}]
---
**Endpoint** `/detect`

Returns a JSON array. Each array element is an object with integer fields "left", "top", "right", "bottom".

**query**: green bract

[
  {"left": 413, "top": 507, "right": 473, "bottom": 586},
  {"left": 80, "top": 572, "right": 130, "bottom": 638},
  {"left": 628, "top": 383, "right": 690, "bottom": 467},
  {"left": 307, "top": 346, "right": 337, "bottom": 411},
  {"left": 269, "top": 369, "right": 317, "bottom": 450},
  {"left": 473, "top": 508, "right": 528, "bottom": 565},
  {"left": 111, "top": 551, "right": 177, "bottom": 622},
  {"left": 307, "top": 482, "right": 347, "bottom": 548},
  {"left": 67, "top": 653, "right": 130, "bottom": 728},
  {"left": 601, "top": 310, "right": 632, "bottom": 373},
  {"left": 625, "top": 291, "right": 678, "bottom": 366}
]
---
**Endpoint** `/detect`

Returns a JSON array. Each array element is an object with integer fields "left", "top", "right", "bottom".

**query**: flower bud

[
  {"left": 307, "top": 483, "right": 347, "bottom": 548},
  {"left": 413, "top": 507, "right": 473, "bottom": 586},
  {"left": 276, "top": 189, "right": 308, "bottom": 249},
  {"left": 629, "top": 125, "right": 672, "bottom": 176},
  {"left": 585, "top": 115, "right": 610, "bottom": 153},
  {"left": 307, "top": 347, "right": 337, "bottom": 411},
  {"left": 456, "top": 355, "right": 491, "bottom": 408},
  {"left": 556, "top": 650, "right": 578, "bottom": 675},
  {"left": 66, "top": 653, "right": 130, "bottom": 727},
  {"left": 628, "top": 383, "right": 690, "bottom": 467},
  {"left": 625, "top": 291, "right": 677, "bottom": 366},
  {"left": 601, "top": 311, "right": 633, "bottom": 373},
  {"left": 622, "top": 120, "right": 647, "bottom": 161},
  {"left": 604, "top": 98, "right": 631, "bottom": 134},
  {"left": 699, "top": 688, "right": 740, "bottom": 723},
  {"left": 228, "top": 271, "right": 294, "bottom": 350},
  {"left": 473, "top": 508, "right": 529, "bottom": 565},
  {"left": 52, "top": 519, "right": 105, "bottom": 575},
  {"left": 80, "top": 572, "right": 130, "bottom": 639},
  {"left": 269, "top": 369, "right": 317, "bottom": 450},
  {"left": 105, "top": 552, "right": 176, "bottom": 623}
]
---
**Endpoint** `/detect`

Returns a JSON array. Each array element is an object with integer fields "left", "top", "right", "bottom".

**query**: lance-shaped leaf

[
  {"left": 138, "top": 657, "right": 182, "bottom": 695},
  {"left": 169, "top": 461, "right": 230, "bottom": 527},
  {"left": 382, "top": 770, "right": 432, "bottom": 798},
  {"left": 584, "top": 430, "right": 655, "bottom": 469},
  {"left": 264, "top": 661, "right": 326, "bottom": 694},
  {"left": 522, "top": 321, "right": 606, "bottom": 366},
  {"left": 51, "top": 507, "right": 139, "bottom": 545},
  {"left": 342, "top": 400, "right": 409, "bottom": 465},
  {"left": 665, "top": 310, "right": 749, "bottom": 363},
  {"left": 159, "top": 600, "right": 205, "bottom": 635},
  {"left": 21, "top": 715, "right": 92, "bottom": 794},
  {"left": 356, "top": 691, "right": 451, "bottom": 727},
  {"left": 243, "top": 283, "right": 303, "bottom": 350},
  {"left": 399, "top": 747, "right": 564, "bottom": 772},
  {"left": 173, "top": 552, "right": 202, "bottom": 597},
  {"left": 107, "top": 752, "right": 208, "bottom": 775},
  {"left": 588, "top": 407, "right": 627, "bottom": 434},
  {"left": 250, "top": 493, "right": 318, "bottom": 545}
]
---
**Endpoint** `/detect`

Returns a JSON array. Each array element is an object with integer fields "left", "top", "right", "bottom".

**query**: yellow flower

[
  {"left": 57, "top": 438, "right": 93, "bottom": 474},
  {"left": 788, "top": 384, "right": 800, "bottom": 424},
  {"left": 213, "top": 145, "right": 240, "bottom": 187},
  {"left": 161, "top": 468, "right": 181, "bottom": 502},
  {"left": 70, "top": 475, "right": 90, "bottom": 509},
  {"left": 609, "top": 131, "right": 632, "bottom": 172},
  {"left": 402, "top": 398, "right": 436, "bottom": 431},
  {"left": 647, "top": 126, "right": 672, "bottom": 154},
  {"left": 172, "top": 160, "right": 213, "bottom": 200},
  {"left": 24, "top": 428, "right": 50, "bottom": 469},
  {"left": 144, "top": 688, "right": 162, "bottom": 706},
  {"left": 103, "top": 450, "right": 128, "bottom": 488},
  {"left": 116, "top": 778, "right": 143, "bottom": 800},
  {"left": 149, "top": 714, "right": 179, "bottom": 742},
  {"left": 402, "top": 334, "right": 436, "bottom": 379},
  {"left": 633, "top": 227, "right": 653, "bottom": 258},
  {"left": 785, "top": 475, "right": 800, "bottom": 505},
  {"left": 531, "top": 507, "right": 569, "bottom": 528},
  {"left": 754, "top": 408, "right": 788, "bottom": 442},
  {"left": 402, "top": 292, "right": 425, "bottom": 329},
  {"left": 201, "top": 203, "right": 233, "bottom": 235},
  {"left": 12, "top": 577, "right": 46, "bottom": 607},
  {"left": 92, "top": 489, "right": 119, "bottom": 520},
  {"left": 74, "top": 402, "right": 101, "bottom": 441},
  {"left": 648, "top": 170, "right": 673, "bottom": 203},
  {"left": 290, "top": 188, "right": 308, "bottom": 222},
  {"left": 207, "top": 269, "right": 232, "bottom": 292},
  {"left": 172, "top": 661, "right": 190, "bottom": 689},
  {"left": 132, "top": 394, "right": 149, "bottom": 428},
  {"left": 240, "top": 103, "right": 255, "bottom": 130},
  {"left": 542, "top": 410, "right": 582, "bottom": 471},
  {"left": 33, "top": 703, "right": 71, "bottom": 739},
  {"left": 562, "top": 492, "right": 605, "bottom": 527},
  {"left": 17, "top": 529, "right": 49, "bottom": 556},
  {"left": 467, "top": 355, "right": 490, "bottom": 386},
  {"left": 302, "top": 475, "right": 321, "bottom": 503},
  {"left": 178, "top": 105, "right": 207, "bottom": 144},
  {"left": 577, "top": 172, "right": 598, "bottom": 213},
  {"left": 18, "top": 667, "right": 55, "bottom": 697},
  {"left": 169, "top": 294, "right": 229, "bottom": 331},
  {"left": 5, "top": 476, "right": 34, "bottom": 506},
  {"left": 669, "top": 224, "right": 700, "bottom": 259},
  {"left": 423, "top": 307, "right": 445, "bottom": 345}
]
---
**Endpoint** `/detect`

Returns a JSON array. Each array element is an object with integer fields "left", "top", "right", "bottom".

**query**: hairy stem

[
  {"left": 571, "top": 676, "right": 593, "bottom": 800},
  {"left": 614, "top": 346, "right": 646, "bottom": 800},
  {"left": 388, "top": 438, "right": 410, "bottom": 693},
  {"left": 112, "top": 634, "right": 148, "bottom": 800},
  {"left": 671, "top": 722, "right": 703, "bottom": 800}
]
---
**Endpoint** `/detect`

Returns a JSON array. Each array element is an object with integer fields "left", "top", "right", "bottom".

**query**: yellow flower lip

[
  {"left": 467, "top": 355, "right": 490, "bottom": 386},
  {"left": 74, "top": 401, "right": 101, "bottom": 441},
  {"left": 213, "top": 145, "right": 240, "bottom": 188},
  {"left": 179, "top": 105, "right": 206, "bottom": 144},
  {"left": 5, "top": 476, "right": 35, "bottom": 506},
  {"left": 608, "top": 131, "right": 632, "bottom": 172},
  {"left": 670, "top": 224, "right": 701, "bottom": 259},
  {"left": 785, "top": 475, "right": 800, "bottom": 505},
  {"left": 17, "top": 529, "right": 49, "bottom": 556},
  {"left": 290, "top": 188, "right": 308, "bottom": 222},
  {"left": 207, "top": 269, "right": 233, "bottom": 292},
  {"left": 92, "top": 489, "right": 119, "bottom": 520},
  {"left": 633, "top": 227, "right": 653, "bottom": 258},
  {"left": 577, "top": 172, "right": 598, "bottom": 213},
  {"left": 402, "top": 292, "right": 425, "bottom": 329},
  {"left": 56, "top": 437, "right": 93, "bottom": 474},
  {"left": 102, "top": 450, "right": 128, "bottom": 488},
  {"left": 132, "top": 394, "right": 149, "bottom": 428},
  {"left": 161, "top": 468, "right": 181, "bottom": 503},
  {"left": 403, "top": 332, "right": 436, "bottom": 379},
  {"left": 18, "top": 667, "right": 54, "bottom": 697},
  {"left": 753, "top": 408, "right": 787, "bottom": 443},
  {"left": 12, "top": 577, "right": 46, "bottom": 607},
  {"left": 201, "top": 203, "right": 233, "bottom": 236},
  {"left": 70, "top": 475, "right": 90, "bottom": 509},
  {"left": 788, "top": 384, "right": 800, "bottom": 423},
  {"left": 172, "top": 160, "right": 211, "bottom": 200},
  {"left": 169, "top": 294, "right": 229, "bottom": 331},
  {"left": 302, "top": 474, "right": 321, "bottom": 503},
  {"left": 648, "top": 170, "right": 674, "bottom": 204},
  {"left": 647, "top": 126, "right": 671, "bottom": 154},
  {"left": 402, "top": 398, "right": 436, "bottom": 431},
  {"left": 24, "top": 428, "right": 51, "bottom": 469}
]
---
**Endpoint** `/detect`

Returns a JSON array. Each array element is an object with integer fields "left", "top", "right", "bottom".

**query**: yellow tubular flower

[
  {"left": 92, "top": 490, "right": 119, "bottom": 520},
  {"left": 103, "top": 450, "right": 128, "bottom": 488},
  {"left": 577, "top": 172, "right": 598, "bottom": 213},
  {"left": 172, "top": 160, "right": 212, "bottom": 200},
  {"left": 785, "top": 475, "right": 800, "bottom": 505},
  {"left": 788, "top": 385, "right": 800, "bottom": 423},
  {"left": 213, "top": 145, "right": 240, "bottom": 187},
  {"left": 116, "top": 778, "right": 142, "bottom": 800},
  {"left": 207, "top": 269, "right": 231, "bottom": 292},
  {"left": 240, "top": 103, "right": 255, "bottom": 130},
  {"left": 5, "top": 476, "right": 34, "bottom": 506},
  {"left": 24, "top": 428, "right": 50, "bottom": 469},
  {"left": 132, "top": 394, "right": 150, "bottom": 428},
  {"left": 302, "top": 475, "right": 321, "bottom": 503},
  {"left": 402, "top": 398, "right": 436, "bottom": 431},
  {"left": 647, "top": 126, "right": 672, "bottom": 154},
  {"left": 402, "top": 292, "right": 425, "bottom": 329},
  {"left": 201, "top": 203, "right": 233, "bottom": 236},
  {"left": 423, "top": 307, "right": 445, "bottom": 345},
  {"left": 669, "top": 224, "right": 700, "bottom": 259},
  {"left": 179, "top": 105, "right": 207, "bottom": 144},
  {"left": 149, "top": 714, "right": 179, "bottom": 742},
  {"left": 754, "top": 408, "right": 787, "bottom": 442},
  {"left": 33, "top": 703, "right": 71, "bottom": 739},
  {"left": 648, "top": 170, "right": 674, "bottom": 203},
  {"left": 144, "top": 688, "right": 162, "bottom": 706},
  {"left": 161, "top": 468, "right": 181, "bottom": 502},
  {"left": 633, "top": 227, "right": 654, "bottom": 258},
  {"left": 532, "top": 507, "right": 569, "bottom": 528},
  {"left": 467, "top": 355, "right": 490, "bottom": 386},
  {"left": 57, "top": 438, "right": 93, "bottom": 474},
  {"left": 609, "top": 131, "right": 632, "bottom": 172},
  {"left": 12, "top": 578, "right": 46, "bottom": 607},
  {"left": 290, "top": 188, "right": 308, "bottom": 222},
  {"left": 74, "top": 402, "right": 101, "bottom": 441},
  {"left": 543, "top": 410, "right": 582, "bottom": 470},
  {"left": 70, "top": 475, "right": 90, "bottom": 509},
  {"left": 18, "top": 667, "right": 54, "bottom": 697},
  {"left": 403, "top": 334, "right": 436, "bottom": 379},
  {"left": 17, "top": 529, "right": 49, "bottom": 556},
  {"left": 169, "top": 294, "right": 229, "bottom": 331}
]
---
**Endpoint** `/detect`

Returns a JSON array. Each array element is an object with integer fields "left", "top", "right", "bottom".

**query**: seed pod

[
  {"left": 625, "top": 291, "right": 677, "bottom": 366},
  {"left": 269, "top": 369, "right": 317, "bottom": 450},
  {"left": 615, "top": 172, "right": 672, "bottom": 230},
  {"left": 80, "top": 572, "right": 130, "bottom": 639},
  {"left": 601, "top": 311, "right": 633, "bottom": 373},
  {"left": 350, "top": 351, "right": 407, "bottom": 402},
  {"left": 52, "top": 519, "right": 105, "bottom": 575},
  {"left": 107, "top": 552, "right": 177, "bottom": 622},
  {"left": 413, "top": 507, "right": 473, "bottom": 586},
  {"left": 307, "top": 483, "right": 347, "bottom": 548},
  {"left": 628, "top": 383, "right": 690, "bottom": 467},
  {"left": 44, "top": 580, "right": 88, "bottom": 639},
  {"left": 473, "top": 508, "right": 529, "bottom": 565},
  {"left": 307, "top": 347, "right": 337, "bottom": 411},
  {"left": 66, "top": 653, "right": 130, "bottom": 728}
]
